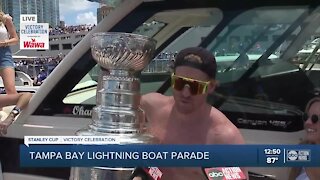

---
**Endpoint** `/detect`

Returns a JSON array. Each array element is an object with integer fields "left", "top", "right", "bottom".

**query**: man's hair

[{"left": 173, "top": 47, "right": 217, "bottom": 79}]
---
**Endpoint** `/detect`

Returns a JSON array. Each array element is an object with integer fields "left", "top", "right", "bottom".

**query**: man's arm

[
  {"left": 210, "top": 110, "right": 245, "bottom": 145},
  {"left": 224, "top": 126, "right": 249, "bottom": 179},
  {"left": 140, "top": 93, "right": 158, "bottom": 113},
  {"left": 211, "top": 112, "right": 248, "bottom": 179},
  {"left": 140, "top": 92, "right": 167, "bottom": 120},
  {"left": 223, "top": 126, "right": 245, "bottom": 144}
]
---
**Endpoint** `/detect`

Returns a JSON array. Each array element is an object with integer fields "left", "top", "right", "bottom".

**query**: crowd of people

[
  {"left": 155, "top": 51, "right": 178, "bottom": 60},
  {"left": 15, "top": 55, "right": 62, "bottom": 67},
  {"left": 49, "top": 24, "right": 95, "bottom": 36},
  {"left": 143, "top": 51, "right": 178, "bottom": 73},
  {"left": 14, "top": 54, "right": 63, "bottom": 85}
]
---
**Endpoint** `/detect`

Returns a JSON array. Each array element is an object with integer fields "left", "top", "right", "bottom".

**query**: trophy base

[{"left": 70, "top": 167, "right": 134, "bottom": 180}]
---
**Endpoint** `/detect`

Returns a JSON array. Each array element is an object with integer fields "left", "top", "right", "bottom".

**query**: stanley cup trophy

[{"left": 69, "top": 32, "right": 157, "bottom": 180}]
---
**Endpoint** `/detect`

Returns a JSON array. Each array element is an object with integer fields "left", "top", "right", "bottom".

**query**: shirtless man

[{"left": 138, "top": 47, "right": 246, "bottom": 180}]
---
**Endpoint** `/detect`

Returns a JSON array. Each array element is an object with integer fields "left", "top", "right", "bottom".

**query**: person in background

[
  {"left": 288, "top": 96, "right": 320, "bottom": 180},
  {"left": 0, "top": 92, "right": 32, "bottom": 136},
  {"left": 33, "top": 68, "right": 47, "bottom": 85},
  {"left": 0, "top": 11, "right": 19, "bottom": 94},
  {"left": 138, "top": 47, "right": 246, "bottom": 180}
]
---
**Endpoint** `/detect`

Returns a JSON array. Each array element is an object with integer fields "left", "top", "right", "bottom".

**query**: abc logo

[
  {"left": 208, "top": 169, "right": 224, "bottom": 180},
  {"left": 287, "top": 150, "right": 298, "bottom": 161}
]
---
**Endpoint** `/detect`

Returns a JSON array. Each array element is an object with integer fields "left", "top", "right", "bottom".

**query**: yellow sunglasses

[{"left": 171, "top": 73, "right": 210, "bottom": 95}]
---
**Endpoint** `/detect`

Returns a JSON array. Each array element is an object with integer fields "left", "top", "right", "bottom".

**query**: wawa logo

[{"left": 23, "top": 38, "right": 45, "bottom": 48}]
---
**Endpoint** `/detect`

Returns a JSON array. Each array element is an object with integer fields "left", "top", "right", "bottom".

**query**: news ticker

[{"left": 20, "top": 136, "right": 320, "bottom": 167}]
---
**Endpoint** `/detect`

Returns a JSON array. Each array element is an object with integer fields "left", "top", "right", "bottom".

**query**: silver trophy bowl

[
  {"left": 91, "top": 32, "right": 156, "bottom": 71},
  {"left": 69, "top": 32, "right": 157, "bottom": 180}
]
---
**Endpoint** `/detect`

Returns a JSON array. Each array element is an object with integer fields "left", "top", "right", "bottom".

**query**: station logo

[
  {"left": 207, "top": 169, "right": 224, "bottom": 180},
  {"left": 287, "top": 150, "right": 298, "bottom": 161},
  {"left": 286, "top": 149, "right": 310, "bottom": 161},
  {"left": 204, "top": 167, "right": 246, "bottom": 180}
]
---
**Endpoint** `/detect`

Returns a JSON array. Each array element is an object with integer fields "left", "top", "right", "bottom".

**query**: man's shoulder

[
  {"left": 209, "top": 107, "right": 229, "bottom": 124},
  {"left": 141, "top": 93, "right": 172, "bottom": 110},
  {"left": 208, "top": 108, "right": 245, "bottom": 144},
  {"left": 142, "top": 92, "right": 171, "bottom": 104},
  {"left": 143, "top": 92, "right": 167, "bottom": 99}
]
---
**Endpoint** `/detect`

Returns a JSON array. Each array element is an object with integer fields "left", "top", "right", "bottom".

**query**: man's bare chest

[
  {"left": 164, "top": 126, "right": 209, "bottom": 144},
  {"left": 147, "top": 107, "right": 212, "bottom": 144},
  {"left": 149, "top": 120, "right": 210, "bottom": 144}
]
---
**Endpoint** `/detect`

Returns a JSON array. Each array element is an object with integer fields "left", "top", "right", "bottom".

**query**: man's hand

[{"left": 0, "top": 114, "right": 14, "bottom": 136}]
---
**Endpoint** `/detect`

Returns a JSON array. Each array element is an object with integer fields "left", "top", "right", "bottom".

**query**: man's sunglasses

[
  {"left": 171, "top": 73, "right": 210, "bottom": 95},
  {"left": 303, "top": 113, "right": 320, "bottom": 124}
]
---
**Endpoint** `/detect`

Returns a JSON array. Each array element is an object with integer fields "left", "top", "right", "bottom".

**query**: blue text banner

[{"left": 20, "top": 145, "right": 320, "bottom": 167}]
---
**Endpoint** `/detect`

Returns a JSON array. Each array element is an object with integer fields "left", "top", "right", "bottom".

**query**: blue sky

[{"left": 59, "top": 0, "right": 99, "bottom": 26}]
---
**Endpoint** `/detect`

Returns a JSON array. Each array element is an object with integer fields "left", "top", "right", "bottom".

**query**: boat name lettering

[{"left": 72, "top": 106, "right": 92, "bottom": 116}]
